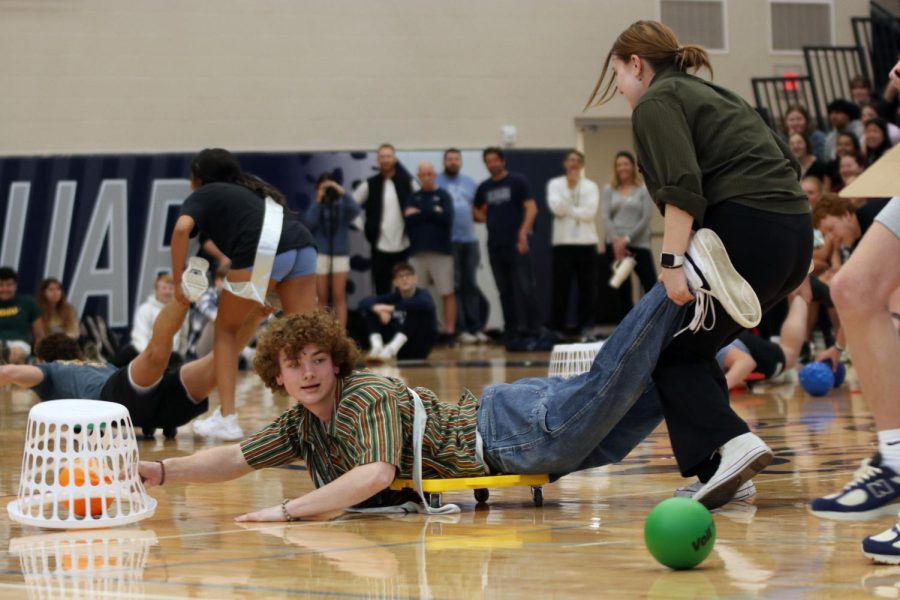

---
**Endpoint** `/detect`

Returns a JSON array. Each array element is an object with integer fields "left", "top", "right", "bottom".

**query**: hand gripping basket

[{"left": 7, "top": 400, "right": 156, "bottom": 529}]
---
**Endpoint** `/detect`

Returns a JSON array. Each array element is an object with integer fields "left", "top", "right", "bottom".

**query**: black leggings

[{"left": 652, "top": 201, "right": 813, "bottom": 477}]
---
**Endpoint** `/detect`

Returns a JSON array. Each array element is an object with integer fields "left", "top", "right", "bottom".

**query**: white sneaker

[
  {"left": 675, "top": 478, "right": 757, "bottom": 503},
  {"left": 475, "top": 332, "right": 491, "bottom": 344},
  {"left": 458, "top": 332, "right": 478, "bottom": 345},
  {"left": 192, "top": 407, "right": 223, "bottom": 437},
  {"left": 681, "top": 229, "right": 762, "bottom": 334},
  {"left": 692, "top": 432, "right": 773, "bottom": 511},
  {"left": 366, "top": 346, "right": 390, "bottom": 363},
  {"left": 215, "top": 413, "right": 245, "bottom": 441},
  {"left": 182, "top": 257, "right": 210, "bottom": 303}
]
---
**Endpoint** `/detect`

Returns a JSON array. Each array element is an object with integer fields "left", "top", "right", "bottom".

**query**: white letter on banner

[
  {"left": 1, "top": 182, "right": 31, "bottom": 269},
  {"left": 68, "top": 180, "right": 130, "bottom": 326},
  {"left": 43, "top": 181, "right": 77, "bottom": 280}
]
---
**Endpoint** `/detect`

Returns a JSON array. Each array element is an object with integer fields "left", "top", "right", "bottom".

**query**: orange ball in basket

[{"left": 58, "top": 458, "right": 113, "bottom": 517}]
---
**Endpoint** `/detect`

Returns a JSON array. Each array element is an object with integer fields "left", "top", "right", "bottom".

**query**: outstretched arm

[
  {"left": 0, "top": 364, "right": 44, "bottom": 389},
  {"left": 138, "top": 443, "right": 252, "bottom": 486},
  {"left": 235, "top": 461, "right": 396, "bottom": 521}
]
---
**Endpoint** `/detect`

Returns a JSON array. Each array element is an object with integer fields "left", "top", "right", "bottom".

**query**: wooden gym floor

[{"left": 0, "top": 345, "right": 892, "bottom": 599}]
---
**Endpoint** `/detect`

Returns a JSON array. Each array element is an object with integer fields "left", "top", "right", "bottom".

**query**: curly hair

[
  {"left": 253, "top": 311, "right": 361, "bottom": 393},
  {"left": 36, "top": 333, "right": 84, "bottom": 362}
]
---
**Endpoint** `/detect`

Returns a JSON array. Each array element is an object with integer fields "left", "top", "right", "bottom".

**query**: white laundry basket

[
  {"left": 9, "top": 528, "right": 159, "bottom": 598},
  {"left": 7, "top": 400, "right": 156, "bottom": 529},
  {"left": 547, "top": 341, "right": 605, "bottom": 378}
]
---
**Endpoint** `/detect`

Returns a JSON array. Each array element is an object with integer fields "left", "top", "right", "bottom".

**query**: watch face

[{"left": 661, "top": 253, "right": 675, "bottom": 267}]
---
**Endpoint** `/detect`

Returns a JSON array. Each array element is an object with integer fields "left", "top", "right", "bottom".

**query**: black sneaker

[{"left": 163, "top": 426, "right": 178, "bottom": 440}]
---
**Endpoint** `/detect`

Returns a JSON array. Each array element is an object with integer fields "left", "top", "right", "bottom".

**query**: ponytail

[
  {"left": 585, "top": 20, "right": 713, "bottom": 109},
  {"left": 234, "top": 172, "right": 290, "bottom": 210}
]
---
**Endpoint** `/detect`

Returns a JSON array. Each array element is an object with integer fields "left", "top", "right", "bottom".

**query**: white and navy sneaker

[
  {"left": 810, "top": 454, "right": 900, "bottom": 521},
  {"left": 864, "top": 524, "right": 900, "bottom": 565},
  {"left": 692, "top": 432, "right": 773, "bottom": 511},
  {"left": 675, "top": 478, "right": 757, "bottom": 503},
  {"left": 181, "top": 256, "right": 210, "bottom": 303},
  {"left": 681, "top": 228, "right": 762, "bottom": 334}
]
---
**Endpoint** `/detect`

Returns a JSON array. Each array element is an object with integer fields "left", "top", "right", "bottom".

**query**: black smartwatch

[{"left": 660, "top": 252, "right": 685, "bottom": 269}]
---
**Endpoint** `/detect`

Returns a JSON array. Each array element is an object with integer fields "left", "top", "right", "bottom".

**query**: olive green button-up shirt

[{"left": 632, "top": 68, "right": 809, "bottom": 226}]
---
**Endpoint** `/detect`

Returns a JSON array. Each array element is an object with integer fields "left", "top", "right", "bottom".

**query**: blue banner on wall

[{"left": 0, "top": 149, "right": 566, "bottom": 334}]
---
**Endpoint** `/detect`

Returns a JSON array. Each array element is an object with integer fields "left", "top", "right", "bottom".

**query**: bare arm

[
  {"left": 517, "top": 199, "right": 538, "bottom": 254},
  {"left": 659, "top": 205, "right": 695, "bottom": 305},
  {"left": 170, "top": 214, "right": 195, "bottom": 305},
  {"left": 472, "top": 203, "right": 487, "bottom": 223},
  {"left": 138, "top": 443, "right": 252, "bottom": 487},
  {"left": 0, "top": 364, "right": 44, "bottom": 388},
  {"left": 235, "top": 461, "right": 397, "bottom": 522}
]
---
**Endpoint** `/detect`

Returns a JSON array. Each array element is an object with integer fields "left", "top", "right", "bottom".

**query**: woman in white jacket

[{"left": 547, "top": 149, "right": 600, "bottom": 335}]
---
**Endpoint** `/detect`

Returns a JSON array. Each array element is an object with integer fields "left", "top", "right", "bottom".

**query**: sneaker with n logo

[
  {"left": 810, "top": 454, "right": 900, "bottom": 521},
  {"left": 864, "top": 524, "right": 900, "bottom": 565}
]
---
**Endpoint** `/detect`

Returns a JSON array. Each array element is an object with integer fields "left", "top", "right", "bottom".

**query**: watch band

[{"left": 660, "top": 252, "right": 685, "bottom": 269}]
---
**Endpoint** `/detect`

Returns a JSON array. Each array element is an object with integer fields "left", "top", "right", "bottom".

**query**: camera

[{"left": 323, "top": 184, "right": 341, "bottom": 203}]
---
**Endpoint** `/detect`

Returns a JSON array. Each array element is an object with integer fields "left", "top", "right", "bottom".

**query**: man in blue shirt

[
  {"left": 436, "top": 149, "right": 487, "bottom": 344},
  {"left": 473, "top": 147, "right": 540, "bottom": 346},
  {"left": 405, "top": 161, "right": 455, "bottom": 341}
]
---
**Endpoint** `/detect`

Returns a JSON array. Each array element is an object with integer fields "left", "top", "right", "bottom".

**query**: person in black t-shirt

[
  {"left": 473, "top": 147, "right": 540, "bottom": 345},
  {"left": 171, "top": 148, "right": 317, "bottom": 441}
]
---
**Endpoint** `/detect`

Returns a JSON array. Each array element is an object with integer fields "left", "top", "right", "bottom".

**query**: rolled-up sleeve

[{"left": 633, "top": 98, "right": 708, "bottom": 225}]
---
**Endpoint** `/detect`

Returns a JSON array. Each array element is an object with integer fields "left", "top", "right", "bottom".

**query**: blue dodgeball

[
  {"left": 800, "top": 362, "right": 834, "bottom": 396},
  {"left": 819, "top": 359, "right": 846, "bottom": 387}
]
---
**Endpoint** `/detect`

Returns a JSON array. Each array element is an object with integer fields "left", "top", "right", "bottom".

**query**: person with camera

[{"left": 304, "top": 174, "right": 361, "bottom": 328}]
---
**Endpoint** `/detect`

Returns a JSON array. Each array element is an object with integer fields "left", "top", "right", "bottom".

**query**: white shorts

[
  {"left": 410, "top": 252, "right": 454, "bottom": 296},
  {"left": 316, "top": 254, "right": 350, "bottom": 275}
]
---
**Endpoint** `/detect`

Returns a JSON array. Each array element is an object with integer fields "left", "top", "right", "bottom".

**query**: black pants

[
  {"left": 488, "top": 244, "right": 540, "bottom": 337},
  {"left": 552, "top": 245, "right": 598, "bottom": 331},
  {"left": 372, "top": 249, "right": 408, "bottom": 295},
  {"left": 652, "top": 202, "right": 813, "bottom": 477}
]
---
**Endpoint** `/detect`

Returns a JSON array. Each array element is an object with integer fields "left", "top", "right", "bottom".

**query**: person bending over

[{"left": 0, "top": 286, "right": 261, "bottom": 439}]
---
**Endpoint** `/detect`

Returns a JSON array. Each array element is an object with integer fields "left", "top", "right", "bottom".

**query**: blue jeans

[
  {"left": 453, "top": 241, "right": 482, "bottom": 334},
  {"left": 477, "top": 283, "right": 686, "bottom": 476}
]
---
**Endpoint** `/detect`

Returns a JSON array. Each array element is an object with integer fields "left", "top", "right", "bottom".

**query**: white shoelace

[
  {"left": 675, "top": 287, "right": 717, "bottom": 337},
  {"left": 841, "top": 457, "right": 881, "bottom": 490}
]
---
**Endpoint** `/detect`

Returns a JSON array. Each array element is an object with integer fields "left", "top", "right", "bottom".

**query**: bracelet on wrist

[
  {"left": 282, "top": 499, "right": 298, "bottom": 522},
  {"left": 834, "top": 342, "right": 846, "bottom": 352},
  {"left": 156, "top": 460, "right": 166, "bottom": 486}
]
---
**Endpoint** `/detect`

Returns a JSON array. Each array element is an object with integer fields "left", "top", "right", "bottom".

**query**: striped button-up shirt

[{"left": 240, "top": 371, "right": 486, "bottom": 487}]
